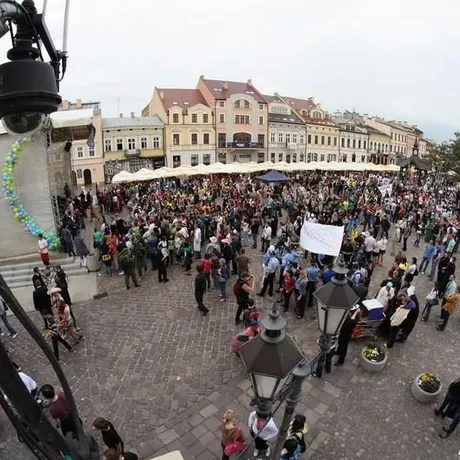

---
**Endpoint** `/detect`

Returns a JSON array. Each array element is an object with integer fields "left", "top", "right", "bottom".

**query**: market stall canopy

[
  {"left": 257, "top": 170, "right": 290, "bottom": 183},
  {"left": 397, "top": 155, "right": 430, "bottom": 171},
  {"left": 131, "top": 168, "right": 158, "bottom": 181},
  {"left": 112, "top": 170, "right": 135, "bottom": 183}
]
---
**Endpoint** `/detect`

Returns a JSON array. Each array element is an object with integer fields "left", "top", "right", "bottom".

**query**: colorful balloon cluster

[{"left": 2, "top": 138, "right": 60, "bottom": 249}]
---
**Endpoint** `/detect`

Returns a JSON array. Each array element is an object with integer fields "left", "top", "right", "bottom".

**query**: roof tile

[
  {"left": 201, "top": 78, "right": 267, "bottom": 103},
  {"left": 157, "top": 88, "right": 209, "bottom": 110}
]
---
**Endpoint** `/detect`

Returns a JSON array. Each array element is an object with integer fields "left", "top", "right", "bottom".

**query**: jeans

[
  {"left": 0, "top": 312, "right": 16, "bottom": 335},
  {"left": 419, "top": 258, "right": 430, "bottom": 273},
  {"left": 105, "top": 263, "right": 112, "bottom": 275},
  {"left": 421, "top": 301, "right": 435, "bottom": 321},
  {"left": 219, "top": 281, "right": 227, "bottom": 299},
  {"left": 439, "top": 309, "right": 450, "bottom": 331},
  {"left": 429, "top": 258, "right": 439, "bottom": 280}
]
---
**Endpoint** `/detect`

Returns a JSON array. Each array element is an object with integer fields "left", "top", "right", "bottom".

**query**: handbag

[{"left": 224, "top": 427, "right": 246, "bottom": 456}]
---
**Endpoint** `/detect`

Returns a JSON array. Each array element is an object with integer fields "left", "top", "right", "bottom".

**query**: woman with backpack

[{"left": 281, "top": 414, "right": 309, "bottom": 460}]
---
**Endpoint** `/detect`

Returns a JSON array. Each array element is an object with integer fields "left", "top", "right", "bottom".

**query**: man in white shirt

[
  {"left": 261, "top": 223, "right": 272, "bottom": 253},
  {"left": 19, "top": 371, "right": 38, "bottom": 397},
  {"left": 364, "top": 233, "right": 375, "bottom": 261}
]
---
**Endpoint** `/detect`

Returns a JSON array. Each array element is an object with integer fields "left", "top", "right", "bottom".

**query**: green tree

[{"left": 426, "top": 132, "right": 460, "bottom": 176}]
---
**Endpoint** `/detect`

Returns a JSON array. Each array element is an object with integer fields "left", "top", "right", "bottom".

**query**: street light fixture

[{"left": 238, "top": 257, "right": 359, "bottom": 460}]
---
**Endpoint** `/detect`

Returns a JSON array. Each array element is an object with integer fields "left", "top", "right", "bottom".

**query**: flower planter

[
  {"left": 411, "top": 374, "right": 442, "bottom": 403},
  {"left": 359, "top": 347, "right": 388, "bottom": 373}
]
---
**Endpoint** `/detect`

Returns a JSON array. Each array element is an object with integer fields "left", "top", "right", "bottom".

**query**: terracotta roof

[
  {"left": 200, "top": 77, "right": 267, "bottom": 103},
  {"left": 156, "top": 88, "right": 209, "bottom": 110},
  {"left": 277, "top": 95, "right": 317, "bottom": 112},
  {"left": 303, "top": 117, "right": 338, "bottom": 127}
]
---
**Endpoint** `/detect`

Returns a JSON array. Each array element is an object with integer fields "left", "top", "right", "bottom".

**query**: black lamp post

[{"left": 239, "top": 258, "right": 359, "bottom": 460}]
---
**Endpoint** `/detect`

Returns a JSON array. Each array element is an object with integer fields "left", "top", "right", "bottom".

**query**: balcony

[
  {"left": 226, "top": 141, "right": 264, "bottom": 149},
  {"left": 170, "top": 143, "right": 215, "bottom": 152},
  {"left": 124, "top": 148, "right": 140, "bottom": 157}
]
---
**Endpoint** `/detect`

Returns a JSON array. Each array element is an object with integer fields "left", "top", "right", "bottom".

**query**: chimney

[
  {"left": 76, "top": 98, "right": 82, "bottom": 109},
  {"left": 274, "top": 92, "right": 280, "bottom": 97},
  {"left": 131, "top": 112, "right": 135, "bottom": 117},
  {"left": 247, "top": 79, "right": 252, "bottom": 86},
  {"left": 316, "top": 103, "right": 321, "bottom": 109},
  {"left": 61, "top": 100, "right": 69, "bottom": 110},
  {"left": 159, "top": 91, "right": 164, "bottom": 100},
  {"left": 308, "top": 97, "right": 314, "bottom": 102},
  {"left": 119, "top": 113, "right": 123, "bottom": 118},
  {"left": 200, "top": 74, "right": 205, "bottom": 80},
  {"left": 223, "top": 82, "right": 229, "bottom": 90}
]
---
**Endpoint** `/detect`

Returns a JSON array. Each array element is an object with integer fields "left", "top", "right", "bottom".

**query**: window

[
  {"left": 292, "top": 134, "right": 298, "bottom": 143},
  {"left": 259, "top": 116, "right": 264, "bottom": 125},
  {"left": 116, "top": 138, "right": 123, "bottom": 150},
  {"left": 334, "top": 137, "right": 337, "bottom": 146},
  {"left": 313, "top": 153, "right": 318, "bottom": 161},
  {"left": 192, "top": 113, "right": 197, "bottom": 123},
  {"left": 191, "top": 154, "right": 199, "bottom": 166},
  {"left": 218, "top": 133, "right": 226, "bottom": 147},
  {"left": 244, "top": 100, "right": 250, "bottom": 108},
  {"left": 259, "top": 104, "right": 263, "bottom": 110},
  {"left": 314, "top": 135, "right": 318, "bottom": 145},
  {"left": 278, "top": 153, "right": 283, "bottom": 161},
  {"left": 321, "top": 136, "right": 325, "bottom": 145},
  {"left": 358, "top": 140, "right": 361, "bottom": 149},
  {"left": 286, "top": 154, "right": 291, "bottom": 163},
  {"left": 244, "top": 115, "right": 250, "bottom": 124},
  {"left": 104, "top": 139, "right": 112, "bottom": 152},
  {"left": 307, "top": 134, "right": 311, "bottom": 144},
  {"left": 363, "top": 140, "right": 367, "bottom": 150},
  {"left": 258, "top": 134, "right": 265, "bottom": 146},
  {"left": 320, "top": 154, "right": 325, "bottom": 161},
  {"left": 191, "top": 133, "right": 198, "bottom": 145},
  {"left": 300, "top": 153, "right": 305, "bottom": 162},
  {"left": 140, "top": 137, "right": 148, "bottom": 149},
  {"left": 203, "top": 154, "right": 211, "bottom": 165},
  {"left": 77, "top": 147, "right": 83, "bottom": 158},
  {"left": 370, "top": 141, "right": 373, "bottom": 150},
  {"left": 270, "top": 131, "right": 276, "bottom": 143},
  {"left": 172, "top": 155, "right": 181, "bottom": 167},
  {"left": 219, "top": 114, "right": 225, "bottom": 123},
  {"left": 203, "top": 133, "right": 210, "bottom": 145},
  {"left": 173, "top": 134, "right": 180, "bottom": 145},
  {"left": 327, "top": 136, "right": 331, "bottom": 145},
  {"left": 235, "top": 100, "right": 241, "bottom": 108},
  {"left": 341, "top": 137, "right": 345, "bottom": 148},
  {"left": 203, "top": 113, "right": 209, "bottom": 123},
  {"left": 271, "top": 152, "right": 275, "bottom": 162},
  {"left": 219, "top": 101, "right": 225, "bottom": 107},
  {"left": 128, "top": 138, "right": 136, "bottom": 150},
  {"left": 347, "top": 139, "right": 350, "bottom": 148},
  {"left": 76, "top": 169, "right": 82, "bottom": 178},
  {"left": 286, "top": 133, "right": 291, "bottom": 144},
  {"left": 235, "top": 115, "right": 240, "bottom": 124},
  {"left": 361, "top": 155, "right": 366, "bottom": 162},
  {"left": 352, "top": 139, "right": 356, "bottom": 149},
  {"left": 153, "top": 137, "right": 160, "bottom": 148},
  {"left": 173, "top": 113, "right": 179, "bottom": 123},
  {"left": 89, "top": 146, "right": 95, "bottom": 157},
  {"left": 299, "top": 135, "right": 304, "bottom": 144},
  {"left": 278, "top": 133, "right": 284, "bottom": 143}
]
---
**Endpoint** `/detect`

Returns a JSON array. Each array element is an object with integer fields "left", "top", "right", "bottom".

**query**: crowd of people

[{"left": 4, "top": 168, "right": 460, "bottom": 458}]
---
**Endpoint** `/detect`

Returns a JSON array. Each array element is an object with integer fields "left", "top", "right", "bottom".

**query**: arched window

[{"left": 352, "top": 153, "right": 356, "bottom": 162}]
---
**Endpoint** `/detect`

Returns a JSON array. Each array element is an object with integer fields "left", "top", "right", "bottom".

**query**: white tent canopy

[{"left": 110, "top": 161, "right": 399, "bottom": 183}]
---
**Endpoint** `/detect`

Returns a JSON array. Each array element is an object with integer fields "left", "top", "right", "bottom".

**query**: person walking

[
  {"left": 437, "top": 286, "right": 460, "bottom": 332},
  {"left": 92, "top": 417, "right": 124, "bottom": 454},
  {"left": 234, "top": 272, "right": 255, "bottom": 325},
  {"left": 436, "top": 378, "right": 460, "bottom": 438},
  {"left": 419, "top": 240, "right": 435, "bottom": 274},
  {"left": 157, "top": 236, "right": 169, "bottom": 283},
  {"left": 335, "top": 305, "right": 360, "bottom": 366},
  {"left": 61, "top": 225, "right": 75, "bottom": 258},
  {"left": 37, "top": 234, "right": 50, "bottom": 266},
  {"left": 54, "top": 265, "right": 72, "bottom": 306},
  {"left": 33, "top": 284, "right": 52, "bottom": 329},
  {"left": 420, "top": 283, "right": 440, "bottom": 322},
  {"left": 118, "top": 247, "right": 140, "bottom": 290},
  {"left": 194, "top": 263, "right": 209, "bottom": 316},
  {"left": 0, "top": 297, "right": 17, "bottom": 338},
  {"left": 74, "top": 232, "right": 89, "bottom": 268},
  {"left": 218, "top": 258, "right": 229, "bottom": 302},
  {"left": 220, "top": 409, "right": 246, "bottom": 460}
]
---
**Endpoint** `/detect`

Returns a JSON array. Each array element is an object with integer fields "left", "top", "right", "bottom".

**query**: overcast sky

[{"left": 1, "top": 0, "right": 459, "bottom": 141}]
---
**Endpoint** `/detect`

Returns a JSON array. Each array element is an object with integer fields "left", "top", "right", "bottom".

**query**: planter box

[
  {"left": 411, "top": 374, "right": 442, "bottom": 403},
  {"left": 359, "top": 347, "right": 388, "bottom": 373}
]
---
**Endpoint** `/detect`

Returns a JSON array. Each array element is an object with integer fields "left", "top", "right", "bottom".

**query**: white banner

[
  {"left": 300, "top": 221, "right": 344, "bottom": 256},
  {"left": 378, "top": 184, "right": 392, "bottom": 197}
]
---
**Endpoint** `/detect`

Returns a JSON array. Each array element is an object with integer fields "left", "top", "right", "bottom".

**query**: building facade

[
  {"left": 265, "top": 94, "right": 306, "bottom": 163},
  {"left": 102, "top": 114, "right": 165, "bottom": 182},
  {"left": 366, "top": 126, "right": 391, "bottom": 165},
  {"left": 277, "top": 95, "right": 340, "bottom": 163},
  {"left": 197, "top": 76, "right": 268, "bottom": 164},
  {"left": 333, "top": 112, "right": 369, "bottom": 163},
  {"left": 143, "top": 88, "right": 215, "bottom": 167},
  {"left": 59, "top": 99, "right": 104, "bottom": 186}
]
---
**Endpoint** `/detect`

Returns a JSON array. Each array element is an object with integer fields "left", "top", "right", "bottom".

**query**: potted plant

[
  {"left": 411, "top": 373, "right": 442, "bottom": 403},
  {"left": 359, "top": 344, "right": 388, "bottom": 373}
]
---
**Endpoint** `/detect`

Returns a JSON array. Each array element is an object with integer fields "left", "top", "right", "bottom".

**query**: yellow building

[
  {"left": 102, "top": 114, "right": 164, "bottom": 182},
  {"left": 59, "top": 99, "right": 104, "bottom": 186},
  {"left": 365, "top": 126, "right": 391, "bottom": 165},
  {"left": 143, "top": 88, "right": 215, "bottom": 167},
  {"left": 277, "top": 96, "right": 340, "bottom": 162}
]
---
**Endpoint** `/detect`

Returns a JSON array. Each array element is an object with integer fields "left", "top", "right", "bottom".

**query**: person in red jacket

[
  {"left": 200, "top": 254, "right": 212, "bottom": 290},
  {"left": 278, "top": 271, "right": 296, "bottom": 312}
]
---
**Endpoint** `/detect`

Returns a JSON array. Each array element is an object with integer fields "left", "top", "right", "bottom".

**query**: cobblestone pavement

[{"left": 1, "top": 229, "right": 459, "bottom": 459}]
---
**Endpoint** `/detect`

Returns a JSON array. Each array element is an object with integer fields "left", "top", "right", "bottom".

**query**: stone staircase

[{"left": 0, "top": 256, "right": 88, "bottom": 289}]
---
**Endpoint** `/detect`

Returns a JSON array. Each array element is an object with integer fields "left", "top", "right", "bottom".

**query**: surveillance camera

[
  {"left": 2, "top": 112, "right": 45, "bottom": 137},
  {"left": 0, "top": 59, "right": 62, "bottom": 136}
]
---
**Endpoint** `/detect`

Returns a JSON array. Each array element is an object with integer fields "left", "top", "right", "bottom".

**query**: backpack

[
  {"left": 233, "top": 282, "right": 241, "bottom": 296},
  {"left": 414, "top": 268, "right": 419, "bottom": 276}
]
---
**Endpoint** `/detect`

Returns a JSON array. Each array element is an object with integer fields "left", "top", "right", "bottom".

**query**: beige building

[
  {"left": 333, "top": 112, "right": 370, "bottom": 163},
  {"left": 59, "top": 99, "right": 104, "bottom": 186},
  {"left": 265, "top": 94, "right": 306, "bottom": 163},
  {"left": 143, "top": 88, "right": 215, "bottom": 167},
  {"left": 197, "top": 76, "right": 268, "bottom": 164},
  {"left": 102, "top": 114, "right": 165, "bottom": 182},
  {"left": 366, "top": 126, "right": 391, "bottom": 165}
]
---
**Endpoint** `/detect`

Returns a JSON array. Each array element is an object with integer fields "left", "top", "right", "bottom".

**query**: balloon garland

[{"left": 2, "top": 137, "right": 60, "bottom": 249}]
